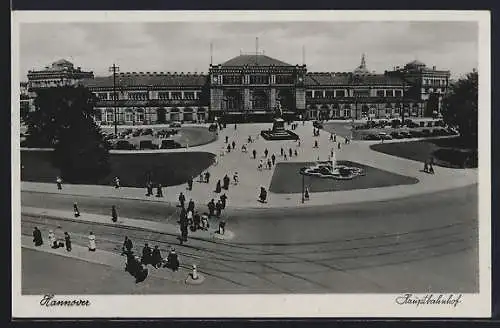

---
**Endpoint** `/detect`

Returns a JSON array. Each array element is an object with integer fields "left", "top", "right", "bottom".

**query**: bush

[
  {"left": 139, "top": 140, "right": 157, "bottom": 150},
  {"left": 116, "top": 140, "right": 135, "bottom": 150}
]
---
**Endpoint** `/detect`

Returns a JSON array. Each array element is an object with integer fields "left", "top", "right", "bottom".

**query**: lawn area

[
  {"left": 321, "top": 122, "right": 353, "bottom": 138},
  {"left": 370, "top": 137, "right": 478, "bottom": 168},
  {"left": 21, "top": 150, "right": 215, "bottom": 187},
  {"left": 269, "top": 161, "right": 418, "bottom": 194}
]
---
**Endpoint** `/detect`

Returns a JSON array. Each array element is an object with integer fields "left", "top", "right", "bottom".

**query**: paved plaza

[{"left": 21, "top": 121, "right": 478, "bottom": 209}]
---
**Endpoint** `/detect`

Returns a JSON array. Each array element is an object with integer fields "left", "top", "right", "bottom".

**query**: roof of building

[
  {"left": 407, "top": 59, "right": 426, "bottom": 67},
  {"left": 221, "top": 54, "right": 293, "bottom": 67},
  {"left": 81, "top": 73, "right": 208, "bottom": 88},
  {"left": 305, "top": 73, "right": 404, "bottom": 86}
]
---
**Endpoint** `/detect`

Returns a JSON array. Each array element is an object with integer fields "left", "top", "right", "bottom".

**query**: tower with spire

[{"left": 353, "top": 53, "right": 370, "bottom": 75}]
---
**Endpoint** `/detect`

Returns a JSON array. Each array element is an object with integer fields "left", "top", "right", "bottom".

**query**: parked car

[
  {"left": 364, "top": 134, "right": 381, "bottom": 140},
  {"left": 139, "top": 140, "right": 157, "bottom": 150},
  {"left": 409, "top": 130, "right": 423, "bottom": 138},
  {"left": 432, "top": 128, "right": 447, "bottom": 136},
  {"left": 390, "top": 131, "right": 404, "bottom": 139},
  {"left": 378, "top": 132, "right": 393, "bottom": 140},
  {"left": 161, "top": 139, "right": 182, "bottom": 149},
  {"left": 141, "top": 128, "right": 153, "bottom": 136},
  {"left": 421, "top": 129, "right": 432, "bottom": 137},
  {"left": 170, "top": 121, "right": 182, "bottom": 128},
  {"left": 399, "top": 131, "right": 411, "bottom": 138},
  {"left": 132, "top": 129, "right": 143, "bottom": 137},
  {"left": 115, "top": 140, "right": 135, "bottom": 150},
  {"left": 124, "top": 128, "right": 133, "bottom": 135}
]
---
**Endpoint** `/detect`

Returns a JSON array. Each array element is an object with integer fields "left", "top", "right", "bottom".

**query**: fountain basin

[{"left": 300, "top": 161, "right": 365, "bottom": 180}]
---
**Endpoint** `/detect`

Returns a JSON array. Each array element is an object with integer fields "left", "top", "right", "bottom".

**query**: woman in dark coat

[
  {"left": 166, "top": 249, "right": 179, "bottom": 271},
  {"left": 111, "top": 205, "right": 118, "bottom": 223},
  {"left": 32, "top": 227, "right": 43, "bottom": 246},
  {"left": 64, "top": 232, "right": 72, "bottom": 252},
  {"left": 215, "top": 180, "right": 222, "bottom": 193},
  {"left": 152, "top": 246, "right": 163, "bottom": 268}
]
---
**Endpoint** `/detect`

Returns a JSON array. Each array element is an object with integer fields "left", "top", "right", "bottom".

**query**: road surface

[{"left": 20, "top": 185, "right": 478, "bottom": 294}]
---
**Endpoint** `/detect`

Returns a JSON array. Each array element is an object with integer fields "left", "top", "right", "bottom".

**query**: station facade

[{"left": 23, "top": 53, "right": 450, "bottom": 125}]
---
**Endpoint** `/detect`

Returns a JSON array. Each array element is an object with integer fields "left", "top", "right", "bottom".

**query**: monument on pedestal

[{"left": 260, "top": 99, "right": 300, "bottom": 141}]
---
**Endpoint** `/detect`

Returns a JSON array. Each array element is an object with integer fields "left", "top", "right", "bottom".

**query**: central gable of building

[{"left": 221, "top": 54, "right": 293, "bottom": 67}]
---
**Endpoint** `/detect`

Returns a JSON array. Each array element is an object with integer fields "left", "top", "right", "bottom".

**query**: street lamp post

[
  {"left": 108, "top": 64, "right": 120, "bottom": 137},
  {"left": 301, "top": 172, "right": 305, "bottom": 203}
]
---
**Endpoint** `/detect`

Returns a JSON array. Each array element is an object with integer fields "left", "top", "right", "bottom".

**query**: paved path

[
  {"left": 22, "top": 206, "right": 234, "bottom": 241},
  {"left": 21, "top": 121, "right": 477, "bottom": 209}
]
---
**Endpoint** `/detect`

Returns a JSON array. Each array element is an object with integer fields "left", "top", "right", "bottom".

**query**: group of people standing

[{"left": 32, "top": 226, "right": 96, "bottom": 252}]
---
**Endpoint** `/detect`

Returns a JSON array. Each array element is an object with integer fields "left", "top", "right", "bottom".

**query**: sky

[{"left": 19, "top": 21, "right": 478, "bottom": 80}]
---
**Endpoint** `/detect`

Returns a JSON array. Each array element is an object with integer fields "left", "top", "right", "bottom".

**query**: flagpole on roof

[
  {"left": 255, "top": 37, "right": 259, "bottom": 64},
  {"left": 210, "top": 42, "right": 213, "bottom": 66}
]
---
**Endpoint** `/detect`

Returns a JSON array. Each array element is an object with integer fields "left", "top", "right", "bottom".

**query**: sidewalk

[
  {"left": 21, "top": 206, "right": 235, "bottom": 241},
  {"left": 21, "top": 121, "right": 478, "bottom": 209},
  {"left": 21, "top": 235, "right": 191, "bottom": 284}
]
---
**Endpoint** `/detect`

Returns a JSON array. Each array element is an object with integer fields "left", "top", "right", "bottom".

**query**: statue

[{"left": 275, "top": 98, "right": 283, "bottom": 118}]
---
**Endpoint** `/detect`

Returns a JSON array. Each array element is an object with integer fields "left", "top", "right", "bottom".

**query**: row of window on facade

[
  {"left": 220, "top": 75, "right": 295, "bottom": 85},
  {"left": 308, "top": 104, "right": 422, "bottom": 118},
  {"left": 422, "top": 78, "right": 448, "bottom": 87},
  {"left": 306, "top": 89, "right": 403, "bottom": 99},
  {"left": 99, "top": 107, "right": 207, "bottom": 122},
  {"left": 95, "top": 91, "right": 199, "bottom": 101}
]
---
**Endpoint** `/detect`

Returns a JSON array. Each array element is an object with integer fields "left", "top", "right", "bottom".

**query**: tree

[
  {"left": 22, "top": 86, "right": 111, "bottom": 183},
  {"left": 441, "top": 71, "right": 478, "bottom": 145}
]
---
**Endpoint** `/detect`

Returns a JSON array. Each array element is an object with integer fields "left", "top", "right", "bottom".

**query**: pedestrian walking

[
  {"left": 330, "top": 133, "right": 333, "bottom": 141},
  {"left": 280, "top": 147, "right": 284, "bottom": 156},
  {"left": 208, "top": 199, "right": 216, "bottom": 217},
  {"left": 178, "top": 192, "right": 186, "bottom": 208},
  {"left": 234, "top": 123, "right": 237, "bottom": 130},
  {"left": 220, "top": 193, "right": 227, "bottom": 209},
  {"left": 267, "top": 159, "right": 272, "bottom": 170},
  {"left": 227, "top": 144, "right": 231, "bottom": 153},
  {"left": 73, "top": 202, "right": 80, "bottom": 218},
  {"left": 122, "top": 236, "right": 133, "bottom": 255},
  {"left": 187, "top": 199, "right": 195, "bottom": 212},
  {"left": 232, "top": 141, "right": 236, "bottom": 150},
  {"left": 32, "top": 227, "right": 43, "bottom": 246},
  {"left": 298, "top": 139, "right": 301, "bottom": 147},
  {"left": 156, "top": 183, "right": 163, "bottom": 197},
  {"left": 334, "top": 134, "right": 337, "bottom": 142},
  {"left": 271, "top": 154, "right": 276, "bottom": 166},
  {"left": 284, "top": 154, "right": 288, "bottom": 160},
  {"left": 259, "top": 187, "right": 267, "bottom": 203},
  {"left": 180, "top": 220, "right": 189, "bottom": 244},
  {"left": 223, "top": 174, "right": 230, "bottom": 190},
  {"left": 264, "top": 148, "right": 269, "bottom": 158},
  {"left": 289, "top": 148, "right": 293, "bottom": 158},
  {"left": 233, "top": 172, "right": 239, "bottom": 185},
  {"left": 248, "top": 136, "right": 253, "bottom": 143},
  {"left": 64, "top": 232, "right": 72, "bottom": 252},
  {"left": 111, "top": 205, "right": 118, "bottom": 223},
  {"left": 48, "top": 230, "right": 57, "bottom": 248},
  {"left": 205, "top": 171, "right": 210, "bottom": 184},
  {"left": 141, "top": 243, "right": 152, "bottom": 265},
  {"left": 145, "top": 180, "right": 153, "bottom": 196},
  {"left": 114, "top": 176, "right": 120, "bottom": 189},
  {"left": 304, "top": 187, "right": 310, "bottom": 201},
  {"left": 166, "top": 248, "right": 179, "bottom": 271},
  {"left": 338, "top": 142, "right": 341, "bottom": 150},
  {"left": 258, "top": 159, "right": 264, "bottom": 171},
  {"left": 56, "top": 176, "right": 62, "bottom": 190},
  {"left": 424, "top": 161, "right": 429, "bottom": 173},
  {"left": 215, "top": 200, "right": 223, "bottom": 217},
  {"left": 215, "top": 179, "right": 222, "bottom": 193},
  {"left": 252, "top": 149, "right": 257, "bottom": 159},
  {"left": 187, "top": 178, "right": 193, "bottom": 191},
  {"left": 429, "top": 163, "right": 435, "bottom": 174},
  {"left": 152, "top": 246, "right": 162, "bottom": 268},
  {"left": 225, "top": 136, "right": 229, "bottom": 143},
  {"left": 294, "top": 149, "right": 298, "bottom": 157},
  {"left": 88, "top": 232, "right": 96, "bottom": 252},
  {"left": 314, "top": 140, "right": 318, "bottom": 148}
]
